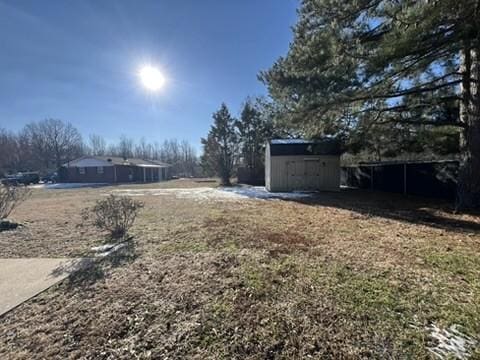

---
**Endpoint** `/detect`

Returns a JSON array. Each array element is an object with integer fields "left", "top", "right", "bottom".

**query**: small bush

[
  {"left": 84, "top": 195, "right": 144, "bottom": 240},
  {"left": 0, "top": 185, "right": 30, "bottom": 222}
]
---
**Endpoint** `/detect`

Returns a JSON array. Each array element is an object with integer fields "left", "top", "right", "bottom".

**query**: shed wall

[
  {"left": 268, "top": 155, "right": 340, "bottom": 192},
  {"left": 265, "top": 143, "right": 271, "bottom": 190}
]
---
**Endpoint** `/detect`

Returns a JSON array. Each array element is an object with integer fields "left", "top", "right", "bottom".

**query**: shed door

[
  {"left": 305, "top": 160, "right": 320, "bottom": 190},
  {"left": 287, "top": 161, "right": 304, "bottom": 191}
]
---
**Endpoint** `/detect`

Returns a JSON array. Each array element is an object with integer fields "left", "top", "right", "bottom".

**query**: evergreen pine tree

[
  {"left": 235, "top": 98, "right": 275, "bottom": 177},
  {"left": 201, "top": 103, "right": 238, "bottom": 186}
]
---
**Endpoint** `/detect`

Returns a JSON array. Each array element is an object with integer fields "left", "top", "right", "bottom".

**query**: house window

[
  {"left": 78, "top": 167, "right": 86, "bottom": 175},
  {"left": 97, "top": 166, "right": 104, "bottom": 174}
]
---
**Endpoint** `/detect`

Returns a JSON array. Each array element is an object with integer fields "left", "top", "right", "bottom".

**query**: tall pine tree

[
  {"left": 235, "top": 98, "right": 274, "bottom": 177},
  {"left": 261, "top": 0, "right": 480, "bottom": 209},
  {"left": 201, "top": 103, "right": 238, "bottom": 186}
]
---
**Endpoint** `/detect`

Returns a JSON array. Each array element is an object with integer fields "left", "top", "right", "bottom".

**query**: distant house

[
  {"left": 265, "top": 139, "right": 342, "bottom": 192},
  {"left": 59, "top": 156, "right": 170, "bottom": 183}
]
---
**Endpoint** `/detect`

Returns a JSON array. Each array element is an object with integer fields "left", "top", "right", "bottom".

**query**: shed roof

[{"left": 268, "top": 138, "right": 341, "bottom": 156}]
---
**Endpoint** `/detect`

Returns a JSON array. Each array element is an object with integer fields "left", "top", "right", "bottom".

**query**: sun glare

[{"left": 139, "top": 65, "right": 165, "bottom": 91}]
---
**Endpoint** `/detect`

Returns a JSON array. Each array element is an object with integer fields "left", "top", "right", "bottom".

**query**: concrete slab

[{"left": 0, "top": 258, "right": 90, "bottom": 316}]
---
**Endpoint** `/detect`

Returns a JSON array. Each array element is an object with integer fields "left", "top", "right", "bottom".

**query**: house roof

[
  {"left": 64, "top": 156, "right": 170, "bottom": 168},
  {"left": 269, "top": 138, "right": 342, "bottom": 156},
  {"left": 95, "top": 156, "right": 170, "bottom": 167}
]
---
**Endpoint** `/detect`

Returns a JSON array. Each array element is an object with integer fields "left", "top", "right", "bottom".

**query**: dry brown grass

[{"left": 0, "top": 180, "right": 479, "bottom": 358}]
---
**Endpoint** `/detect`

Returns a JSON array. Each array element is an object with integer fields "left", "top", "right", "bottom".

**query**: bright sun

[{"left": 139, "top": 65, "right": 165, "bottom": 91}]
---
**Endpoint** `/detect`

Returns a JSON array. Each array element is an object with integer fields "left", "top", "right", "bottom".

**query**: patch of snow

[
  {"left": 30, "top": 183, "right": 108, "bottom": 190},
  {"left": 110, "top": 187, "right": 247, "bottom": 202},
  {"left": 426, "top": 323, "right": 477, "bottom": 359},
  {"left": 220, "top": 186, "right": 314, "bottom": 200},
  {"left": 91, "top": 243, "right": 128, "bottom": 257},
  {"left": 91, "top": 244, "right": 116, "bottom": 252},
  {"left": 29, "top": 184, "right": 46, "bottom": 189},
  {"left": 110, "top": 186, "right": 314, "bottom": 202}
]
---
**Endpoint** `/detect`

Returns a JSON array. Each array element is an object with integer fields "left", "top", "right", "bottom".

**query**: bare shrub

[
  {"left": 0, "top": 185, "right": 30, "bottom": 221},
  {"left": 84, "top": 195, "right": 144, "bottom": 240}
]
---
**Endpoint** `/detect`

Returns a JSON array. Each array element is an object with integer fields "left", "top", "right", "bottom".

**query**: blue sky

[{"left": 0, "top": 0, "right": 297, "bottom": 151}]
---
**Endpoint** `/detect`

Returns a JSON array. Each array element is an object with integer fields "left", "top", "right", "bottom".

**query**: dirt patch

[{"left": 203, "top": 215, "right": 312, "bottom": 253}]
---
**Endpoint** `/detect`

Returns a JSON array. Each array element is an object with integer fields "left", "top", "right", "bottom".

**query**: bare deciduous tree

[
  {"left": 88, "top": 134, "right": 107, "bottom": 156},
  {"left": 118, "top": 135, "right": 134, "bottom": 159},
  {"left": 0, "top": 129, "right": 20, "bottom": 177},
  {"left": 156, "top": 138, "right": 198, "bottom": 176},
  {"left": 134, "top": 137, "right": 153, "bottom": 160},
  {"left": 22, "top": 119, "right": 83, "bottom": 170},
  {"left": 180, "top": 139, "right": 197, "bottom": 176}
]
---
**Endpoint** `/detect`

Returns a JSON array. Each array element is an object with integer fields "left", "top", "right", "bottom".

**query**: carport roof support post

[{"left": 370, "top": 166, "right": 374, "bottom": 190}]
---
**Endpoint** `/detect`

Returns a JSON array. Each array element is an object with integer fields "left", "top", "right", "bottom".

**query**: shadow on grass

[
  {"left": 277, "top": 188, "right": 480, "bottom": 234},
  {"left": 0, "top": 220, "right": 21, "bottom": 232},
  {"left": 50, "top": 240, "right": 138, "bottom": 290}
]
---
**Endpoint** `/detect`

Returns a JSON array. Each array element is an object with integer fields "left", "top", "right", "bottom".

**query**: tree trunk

[{"left": 457, "top": 45, "right": 480, "bottom": 210}]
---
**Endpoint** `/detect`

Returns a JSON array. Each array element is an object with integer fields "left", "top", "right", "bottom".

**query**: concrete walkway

[{"left": 0, "top": 258, "right": 89, "bottom": 316}]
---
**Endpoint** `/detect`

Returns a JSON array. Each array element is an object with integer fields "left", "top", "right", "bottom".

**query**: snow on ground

[
  {"left": 110, "top": 187, "right": 249, "bottom": 202},
  {"left": 220, "top": 186, "right": 314, "bottom": 200},
  {"left": 110, "top": 186, "right": 314, "bottom": 202},
  {"left": 30, "top": 183, "right": 108, "bottom": 190},
  {"left": 426, "top": 323, "right": 477, "bottom": 359},
  {"left": 91, "top": 242, "right": 128, "bottom": 257},
  {"left": 30, "top": 183, "right": 318, "bottom": 201}
]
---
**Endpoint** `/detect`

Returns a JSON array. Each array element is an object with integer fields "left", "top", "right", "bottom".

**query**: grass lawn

[{"left": 0, "top": 179, "right": 479, "bottom": 358}]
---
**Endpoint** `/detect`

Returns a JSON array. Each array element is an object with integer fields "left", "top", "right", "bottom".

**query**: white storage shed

[{"left": 265, "top": 139, "right": 341, "bottom": 192}]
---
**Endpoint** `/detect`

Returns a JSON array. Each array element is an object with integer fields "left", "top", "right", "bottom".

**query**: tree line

[{"left": 0, "top": 119, "right": 198, "bottom": 177}]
